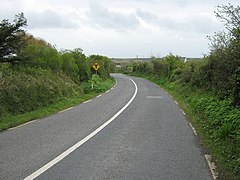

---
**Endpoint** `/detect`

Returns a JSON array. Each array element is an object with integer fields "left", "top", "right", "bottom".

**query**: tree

[
  {"left": 0, "top": 13, "right": 27, "bottom": 64},
  {"left": 206, "top": 4, "right": 240, "bottom": 104},
  {"left": 71, "top": 48, "right": 90, "bottom": 82},
  {"left": 19, "top": 34, "right": 62, "bottom": 70},
  {"left": 215, "top": 3, "right": 240, "bottom": 32}
]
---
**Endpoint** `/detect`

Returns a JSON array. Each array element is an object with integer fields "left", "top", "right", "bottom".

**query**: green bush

[
  {"left": 233, "top": 67, "right": 240, "bottom": 106},
  {"left": 189, "top": 94, "right": 240, "bottom": 175},
  {"left": 72, "top": 48, "right": 91, "bottom": 82},
  {"left": 19, "top": 35, "right": 62, "bottom": 71},
  {"left": 0, "top": 67, "right": 82, "bottom": 116},
  {"left": 82, "top": 74, "right": 114, "bottom": 93}
]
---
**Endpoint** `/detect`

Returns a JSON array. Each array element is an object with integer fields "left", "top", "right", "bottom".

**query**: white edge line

[
  {"left": 59, "top": 107, "right": 73, "bottom": 113},
  {"left": 97, "top": 94, "right": 102, "bottom": 98},
  {"left": 189, "top": 123, "right": 197, "bottom": 136},
  {"left": 8, "top": 120, "right": 37, "bottom": 131},
  {"left": 24, "top": 76, "right": 138, "bottom": 180},
  {"left": 105, "top": 90, "right": 110, "bottom": 93},
  {"left": 205, "top": 155, "right": 218, "bottom": 180},
  {"left": 180, "top": 109, "right": 186, "bottom": 115},
  {"left": 174, "top": 100, "right": 178, "bottom": 105},
  {"left": 83, "top": 99, "right": 92, "bottom": 104}
]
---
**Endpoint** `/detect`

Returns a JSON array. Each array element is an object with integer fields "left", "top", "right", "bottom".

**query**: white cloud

[
  {"left": 136, "top": 7, "right": 222, "bottom": 34},
  {"left": 27, "top": 9, "right": 78, "bottom": 29},
  {"left": 86, "top": 1, "right": 140, "bottom": 31},
  {"left": 1, "top": 0, "right": 239, "bottom": 58}
]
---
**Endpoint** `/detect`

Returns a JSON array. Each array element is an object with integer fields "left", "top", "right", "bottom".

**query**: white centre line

[
  {"left": 24, "top": 76, "right": 138, "bottom": 180},
  {"left": 147, "top": 96, "right": 163, "bottom": 99}
]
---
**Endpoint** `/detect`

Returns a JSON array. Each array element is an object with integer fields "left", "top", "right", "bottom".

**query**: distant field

[
  {"left": 111, "top": 58, "right": 152, "bottom": 63},
  {"left": 111, "top": 57, "right": 202, "bottom": 63}
]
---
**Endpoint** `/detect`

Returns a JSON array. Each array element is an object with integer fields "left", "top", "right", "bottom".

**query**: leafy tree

[
  {"left": 215, "top": 3, "right": 240, "bottom": 32},
  {"left": 0, "top": 13, "right": 27, "bottom": 64},
  {"left": 61, "top": 51, "right": 78, "bottom": 78},
  {"left": 204, "top": 4, "right": 240, "bottom": 103},
  {"left": 71, "top": 48, "right": 90, "bottom": 82},
  {"left": 19, "top": 34, "right": 62, "bottom": 70},
  {"left": 233, "top": 67, "right": 240, "bottom": 106}
]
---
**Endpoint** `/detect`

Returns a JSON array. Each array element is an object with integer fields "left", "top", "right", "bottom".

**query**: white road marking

[
  {"left": 8, "top": 120, "right": 37, "bottom": 131},
  {"left": 105, "top": 90, "right": 110, "bottom": 93},
  {"left": 59, "top": 107, "right": 73, "bottom": 113},
  {"left": 24, "top": 76, "right": 138, "bottom": 180},
  {"left": 180, "top": 109, "right": 186, "bottom": 115},
  {"left": 97, "top": 94, "right": 102, "bottom": 97},
  {"left": 114, "top": 81, "right": 117, "bottom": 87},
  {"left": 189, "top": 123, "right": 197, "bottom": 136},
  {"left": 83, "top": 99, "right": 92, "bottom": 104},
  {"left": 205, "top": 155, "right": 218, "bottom": 180},
  {"left": 174, "top": 100, "right": 178, "bottom": 105},
  {"left": 147, "top": 96, "right": 163, "bottom": 99}
]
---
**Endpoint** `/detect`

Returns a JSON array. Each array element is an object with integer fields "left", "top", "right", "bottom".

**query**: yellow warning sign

[{"left": 92, "top": 63, "right": 100, "bottom": 71}]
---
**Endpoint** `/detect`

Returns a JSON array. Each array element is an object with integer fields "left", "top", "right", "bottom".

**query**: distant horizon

[{"left": 110, "top": 56, "right": 203, "bottom": 59}]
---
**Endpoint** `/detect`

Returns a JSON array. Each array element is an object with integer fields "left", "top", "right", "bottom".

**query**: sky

[{"left": 0, "top": 0, "right": 239, "bottom": 58}]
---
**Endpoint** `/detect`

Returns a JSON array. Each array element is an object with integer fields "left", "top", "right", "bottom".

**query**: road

[{"left": 0, "top": 74, "right": 212, "bottom": 180}]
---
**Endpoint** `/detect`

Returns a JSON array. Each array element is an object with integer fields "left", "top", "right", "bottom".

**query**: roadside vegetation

[
  {"left": 0, "top": 13, "right": 115, "bottom": 131},
  {"left": 118, "top": 4, "right": 240, "bottom": 179}
]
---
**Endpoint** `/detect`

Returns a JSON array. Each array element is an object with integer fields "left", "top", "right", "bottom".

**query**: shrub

[{"left": 0, "top": 67, "right": 82, "bottom": 116}]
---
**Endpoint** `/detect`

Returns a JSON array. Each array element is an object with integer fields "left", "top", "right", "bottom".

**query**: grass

[
  {"left": 0, "top": 78, "right": 115, "bottom": 132},
  {"left": 129, "top": 72, "right": 240, "bottom": 179}
]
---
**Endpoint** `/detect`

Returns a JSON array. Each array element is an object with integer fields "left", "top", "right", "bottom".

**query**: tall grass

[{"left": 0, "top": 66, "right": 82, "bottom": 116}]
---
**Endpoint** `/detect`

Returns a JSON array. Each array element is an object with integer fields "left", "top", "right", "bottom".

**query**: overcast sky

[{"left": 1, "top": 0, "right": 239, "bottom": 58}]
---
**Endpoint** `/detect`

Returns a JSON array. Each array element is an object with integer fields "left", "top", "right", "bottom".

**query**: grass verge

[
  {"left": 0, "top": 78, "right": 115, "bottom": 132},
  {"left": 130, "top": 72, "right": 240, "bottom": 179}
]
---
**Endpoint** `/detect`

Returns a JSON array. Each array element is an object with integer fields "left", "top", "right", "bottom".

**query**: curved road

[{"left": 0, "top": 74, "right": 212, "bottom": 180}]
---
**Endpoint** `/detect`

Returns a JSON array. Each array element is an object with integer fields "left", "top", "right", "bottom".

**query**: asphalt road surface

[{"left": 0, "top": 74, "right": 213, "bottom": 180}]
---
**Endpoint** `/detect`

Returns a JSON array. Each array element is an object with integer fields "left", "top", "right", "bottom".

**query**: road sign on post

[{"left": 92, "top": 63, "right": 100, "bottom": 74}]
